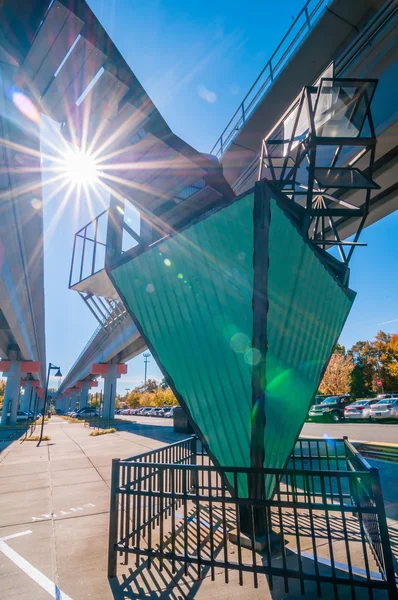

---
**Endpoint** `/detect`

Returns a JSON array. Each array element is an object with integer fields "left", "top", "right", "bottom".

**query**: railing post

[
  {"left": 304, "top": 6, "right": 311, "bottom": 29},
  {"left": 190, "top": 436, "right": 198, "bottom": 491},
  {"left": 370, "top": 468, "right": 397, "bottom": 598},
  {"left": 108, "top": 458, "right": 120, "bottom": 578}
]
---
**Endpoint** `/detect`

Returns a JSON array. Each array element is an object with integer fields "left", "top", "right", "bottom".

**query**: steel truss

[{"left": 259, "top": 77, "right": 379, "bottom": 265}]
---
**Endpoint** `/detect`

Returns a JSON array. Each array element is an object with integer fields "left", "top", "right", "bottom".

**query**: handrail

[{"left": 210, "top": 0, "right": 328, "bottom": 158}]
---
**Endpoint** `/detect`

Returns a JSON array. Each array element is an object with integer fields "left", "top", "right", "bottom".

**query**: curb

[{"left": 353, "top": 441, "right": 398, "bottom": 462}]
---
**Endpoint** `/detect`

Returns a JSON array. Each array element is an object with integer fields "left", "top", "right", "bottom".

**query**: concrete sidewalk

[
  {"left": 0, "top": 417, "right": 397, "bottom": 600},
  {"left": 0, "top": 417, "right": 189, "bottom": 600}
]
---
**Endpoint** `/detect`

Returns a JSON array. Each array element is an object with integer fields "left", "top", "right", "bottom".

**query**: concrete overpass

[
  {"left": 215, "top": 0, "right": 398, "bottom": 240},
  {"left": 0, "top": 36, "right": 46, "bottom": 422},
  {"left": 59, "top": 0, "right": 398, "bottom": 405}
]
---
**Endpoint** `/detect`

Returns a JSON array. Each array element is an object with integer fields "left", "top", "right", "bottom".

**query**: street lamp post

[
  {"left": 37, "top": 363, "right": 62, "bottom": 446},
  {"left": 143, "top": 353, "right": 150, "bottom": 391}
]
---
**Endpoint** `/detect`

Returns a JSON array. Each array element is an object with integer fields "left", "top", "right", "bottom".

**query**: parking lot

[{"left": 117, "top": 412, "right": 398, "bottom": 443}]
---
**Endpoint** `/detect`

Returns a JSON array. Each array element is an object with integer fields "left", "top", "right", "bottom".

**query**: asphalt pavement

[
  {"left": 119, "top": 414, "right": 398, "bottom": 445},
  {"left": 301, "top": 420, "right": 398, "bottom": 444}
]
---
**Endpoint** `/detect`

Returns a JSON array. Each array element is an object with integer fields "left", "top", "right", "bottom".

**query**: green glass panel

[
  {"left": 263, "top": 199, "right": 353, "bottom": 496},
  {"left": 112, "top": 193, "right": 255, "bottom": 489},
  {"left": 111, "top": 185, "right": 354, "bottom": 499}
]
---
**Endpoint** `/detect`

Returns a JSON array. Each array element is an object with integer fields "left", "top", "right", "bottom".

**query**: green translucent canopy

[{"left": 110, "top": 182, "right": 354, "bottom": 497}]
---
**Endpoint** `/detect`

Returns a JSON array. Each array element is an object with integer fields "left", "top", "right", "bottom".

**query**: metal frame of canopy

[{"left": 259, "top": 77, "right": 379, "bottom": 266}]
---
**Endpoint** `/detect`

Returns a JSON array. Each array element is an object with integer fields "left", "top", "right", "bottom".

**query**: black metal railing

[
  {"left": 109, "top": 436, "right": 397, "bottom": 599},
  {"left": 210, "top": 0, "right": 328, "bottom": 157}
]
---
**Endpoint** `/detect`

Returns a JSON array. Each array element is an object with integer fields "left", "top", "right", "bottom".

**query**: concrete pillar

[
  {"left": 1, "top": 360, "right": 41, "bottom": 425},
  {"left": 20, "top": 381, "right": 33, "bottom": 412},
  {"left": 59, "top": 397, "right": 66, "bottom": 413},
  {"left": 1, "top": 364, "right": 22, "bottom": 425},
  {"left": 92, "top": 364, "right": 127, "bottom": 420},
  {"left": 70, "top": 390, "right": 77, "bottom": 412},
  {"left": 103, "top": 366, "right": 119, "bottom": 420},
  {"left": 80, "top": 382, "right": 90, "bottom": 409}
]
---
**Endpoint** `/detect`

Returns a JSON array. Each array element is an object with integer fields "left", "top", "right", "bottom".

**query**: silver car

[
  {"left": 369, "top": 399, "right": 398, "bottom": 421},
  {"left": 344, "top": 399, "right": 379, "bottom": 420}
]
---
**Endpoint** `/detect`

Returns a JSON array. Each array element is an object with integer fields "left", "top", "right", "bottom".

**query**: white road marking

[
  {"left": 0, "top": 530, "right": 73, "bottom": 600},
  {"left": 31, "top": 503, "right": 96, "bottom": 521},
  {"left": 288, "top": 547, "right": 383, "bottom": 580}
]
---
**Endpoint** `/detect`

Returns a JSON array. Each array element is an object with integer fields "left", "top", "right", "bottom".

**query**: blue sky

[{"left": 43, "top": 0, "right": 397, "bottom": 390}]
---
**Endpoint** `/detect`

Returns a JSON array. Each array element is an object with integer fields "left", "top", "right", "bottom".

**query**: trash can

[
  {"left": 47, "top": 410, "right": 52, "bottom": 419},
  {"left": 173, "top": 407, "right": 194, "bottom": 434}
]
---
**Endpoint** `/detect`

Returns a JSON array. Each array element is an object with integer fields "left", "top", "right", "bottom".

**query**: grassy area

[{"left": 89, "top": 428, "right": 116, "bottom": 436}]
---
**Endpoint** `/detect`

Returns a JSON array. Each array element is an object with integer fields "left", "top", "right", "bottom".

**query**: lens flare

[
  {"left": 164, "top": 258, "right": 171, "bottom": 267},
  {"left": 230, "top": 332, "right": 250, "bottom": 354},
  {"left": 12, "top": 91, "right": 40, "bottom": 123},
  {"left": 244, "top": 347, "right": 262, "bottom": 366},
  {"left": 31, "top": 198, "right": 42, "bottom": 210}
]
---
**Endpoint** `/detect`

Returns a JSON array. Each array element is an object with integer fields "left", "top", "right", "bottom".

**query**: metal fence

[{"left": 108, "top": 436, "right": 397, "bottom": 599}]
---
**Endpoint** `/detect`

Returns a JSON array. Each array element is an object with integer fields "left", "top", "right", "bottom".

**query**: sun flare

[{"left": 63, "top": 149, "right": 99, "bottom": 187}]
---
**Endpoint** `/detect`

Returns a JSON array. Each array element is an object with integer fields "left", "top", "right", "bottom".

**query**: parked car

[
  {"left": 308, "top": 395, "right": 355, "bottom": 422},
  {"left": 313, "top": 395, "right": 327, "bottom": 405},
  {"left": 164, "top": 406, "right": 179, "bottom": 418},
  {"left": 369, "top": 399, "right": 398, "bottom": 421},
  {"left": 70, "top": 407, "right": 99, "bottom": 419},
  {"left": 344, "top": 398, "right": 378, "bottom": 420},
  {"left": 141, "top": 407, "right": 153, "bottom": 416},
  {"left": 376, "top": 393, "right": 398, "bottom": 400}
]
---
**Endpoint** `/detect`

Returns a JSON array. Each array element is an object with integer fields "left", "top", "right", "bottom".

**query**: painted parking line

[{"left": 0, "top": 530, "right": 73, "bottom": 600}]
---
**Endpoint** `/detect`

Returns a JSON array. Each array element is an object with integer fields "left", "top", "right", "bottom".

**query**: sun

[{"left": 63, "top": 149, "right": 99, "bottom": 187}]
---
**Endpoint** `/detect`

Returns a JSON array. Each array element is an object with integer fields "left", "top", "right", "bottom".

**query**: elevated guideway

[
  {"left": 216, "top": 0, "right": 398, "bottom": 240},
  {"left": 61, "top": 0, "right": 398, "bottom": 397},
  {"left": 0, "top": 53, "right": 46, "bottom": 393}
]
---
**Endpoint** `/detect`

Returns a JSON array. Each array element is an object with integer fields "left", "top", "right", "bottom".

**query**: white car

[
  {"left": 344, "top": 399, "right": 379, "bottom": 420},
  {"left": 369, "top": 399, "right": 398, "bottom": 421},
  {"left": 164, "top": 406, "right": 179, "bottom": 418}
]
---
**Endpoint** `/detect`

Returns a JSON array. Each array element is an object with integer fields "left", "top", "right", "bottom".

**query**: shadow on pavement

[
  {"left": 115, "top": 419, "right": 189, "bottom": 446},
  {"left": 0, "top": 427, "right": 26, "bottom": 453}
]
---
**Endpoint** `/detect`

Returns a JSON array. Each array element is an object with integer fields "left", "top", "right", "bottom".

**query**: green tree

[
  {"left": 146, "top": 378, "right": 158, "bottom": 393},
  {"left": 159, "top": 378, "right": 169, "bottom": 390},
  {"left": 334, "top": 343, "right": 346, "bottom": 355}
]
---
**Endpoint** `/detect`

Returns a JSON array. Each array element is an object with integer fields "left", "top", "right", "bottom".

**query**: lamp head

[{"left": 54, "top": 368, "right": 62, "bottom": 378}]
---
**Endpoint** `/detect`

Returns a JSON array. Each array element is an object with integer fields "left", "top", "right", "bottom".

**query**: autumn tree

[
  {"left": 0, "top": 379, "right": 5, "bottom": 409},
  {"left": 125, "top": 386, "right": 178, "bottom": 408},
  {"left": 319, "top": 352, "right": 354, "bottom": 395},
  {"left": 349, "top": 331, "right": 398, "bottom": 394}
]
